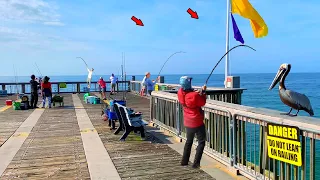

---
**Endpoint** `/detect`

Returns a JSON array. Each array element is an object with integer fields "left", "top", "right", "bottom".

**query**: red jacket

[
  {"left": 98, "top": 79, "right": 106, "bottom": 88},
  {"left": 177, "top": 88, "right": 206, "bottom": 128}
]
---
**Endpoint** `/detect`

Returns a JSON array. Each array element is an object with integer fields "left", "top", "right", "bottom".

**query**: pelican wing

[{"left": 285, "top": 90, "right": 313, "bottom": 111}]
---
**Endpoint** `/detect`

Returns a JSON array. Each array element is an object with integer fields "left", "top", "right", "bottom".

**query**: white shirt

[
  {"left": 110, "top": 76, "right": 117, "bottom": 84},
  {"left": 87, "top": 68, "right": 93, "bottom": 79}
]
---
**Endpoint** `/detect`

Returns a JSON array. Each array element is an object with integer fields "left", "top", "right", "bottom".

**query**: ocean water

[{"left": 0, "top": 73, "right": 319, "bottom": 118}]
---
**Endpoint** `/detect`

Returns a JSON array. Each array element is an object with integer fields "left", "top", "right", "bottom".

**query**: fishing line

[
  {"left": 35, "top": 62, "right": 43, "bottom": 77},
  {"left": 157, "top": 51, "right": 186, "bottom": 78},
  {"left": 204, "top": 44, "right": 256, "bottom": 86}
]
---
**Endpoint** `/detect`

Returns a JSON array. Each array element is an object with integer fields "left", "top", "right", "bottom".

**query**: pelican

[{"left": 269, "top": 63, "right": 314, "bottom": 116}]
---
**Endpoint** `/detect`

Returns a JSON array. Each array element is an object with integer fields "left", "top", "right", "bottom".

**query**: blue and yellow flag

[{"left": 232, "top": 0, "right": 268, "bottom": 38}]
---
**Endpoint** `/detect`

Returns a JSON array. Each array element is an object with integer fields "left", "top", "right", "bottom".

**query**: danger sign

[{"left": 266, "top": 123, "right": 302, "bottom": 166}]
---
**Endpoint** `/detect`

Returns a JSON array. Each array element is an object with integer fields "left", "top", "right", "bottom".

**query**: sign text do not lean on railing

[{"left": 267, "top": 123, "right": 302, "bottom": 166}]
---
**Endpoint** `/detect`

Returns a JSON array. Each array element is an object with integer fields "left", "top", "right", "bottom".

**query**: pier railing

[
  {"left": 151, "top": 91, "right": 319, "bottom": 180},
  {"left": 130, "top": 80, "right": 244, "bottom": 104},
  {"left": 0, "top": 81, "right": 130, "bottom": 94}
]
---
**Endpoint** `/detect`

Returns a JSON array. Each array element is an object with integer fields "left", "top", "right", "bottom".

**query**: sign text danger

[{"left": 267, "top": 123, "right": 302, "bottom": 166}]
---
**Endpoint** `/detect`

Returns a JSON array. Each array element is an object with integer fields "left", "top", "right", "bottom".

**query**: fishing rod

[
  {"left": 204, "top": 44, "right": 256, "bottom": 86},
  {"left": 35, "top": 62, "right": 43, "bottom": 77},
  {"left": 13, "top": 65, "right": 18, "bottom": 96},
  {"left": 124, "top": 52, "right": 127, "bottom": 101},
  {"left": 76, "top": 57, "right": 89, "bottom": 68},
  {"left": 121, "top": 52, "right": 125, "bottom": 101},
  {"left": 157, "top": 51, "right": 186, "bottom": 78}
]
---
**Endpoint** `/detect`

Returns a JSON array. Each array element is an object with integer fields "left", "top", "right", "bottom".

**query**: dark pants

[
  {"left": 30, "top": 92, "right": 38, "bottom": 108},
  {"left": 148, "top": 90, "right": 153, "bottom": 95},
  {"left": 181, "top": 124, "right": 206, "bottom": 166}
]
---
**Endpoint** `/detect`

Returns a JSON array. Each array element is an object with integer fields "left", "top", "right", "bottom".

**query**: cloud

[
  {"left": 0, "top": 0, "right": 63, "bottom": 25},
  {"left": 0, "top": 26, "right": 92, "bottom": 51}
]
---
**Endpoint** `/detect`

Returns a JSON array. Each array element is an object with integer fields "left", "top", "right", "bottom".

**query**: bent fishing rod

[
  {"left": 157, "top": 51, "right": 186, "bottom": 78},
  {"left": 204, "top": 44, "right": 256, "bottom": 86},
  {"left": 76, "top": 57, "right": 89, "bottom": 68}
]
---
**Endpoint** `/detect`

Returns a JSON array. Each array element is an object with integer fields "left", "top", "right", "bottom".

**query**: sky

[{"left": 0, "top": 0, "right": 319, "bottom": 76}]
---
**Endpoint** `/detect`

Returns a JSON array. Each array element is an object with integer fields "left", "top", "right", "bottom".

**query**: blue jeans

[{"left": 43, "top": 96, "right": 52, "bottom": 108}]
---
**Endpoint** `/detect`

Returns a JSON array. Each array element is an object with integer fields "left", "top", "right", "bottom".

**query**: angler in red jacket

[{"left": 177, "top": 76, "right": 207, "bottom": 168}]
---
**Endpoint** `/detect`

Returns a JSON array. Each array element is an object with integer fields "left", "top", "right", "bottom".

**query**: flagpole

[{"left": 225, "top": 0, "right": 231, "bottom": 88}]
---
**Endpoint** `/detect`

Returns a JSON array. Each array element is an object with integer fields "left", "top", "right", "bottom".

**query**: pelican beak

[{"left": 269, "top": 68, "right": 285, "bottom": 90}]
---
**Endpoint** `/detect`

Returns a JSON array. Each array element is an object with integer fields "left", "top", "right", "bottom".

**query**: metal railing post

[
  {"left": 229, "top": 113, "right": 234, "bottom": 166},
  {"left": 176, "top": 102, "right": 181, "bottom": 136},
  {"left": 232, "top": 114, "right": 237, "bottom": 167}
]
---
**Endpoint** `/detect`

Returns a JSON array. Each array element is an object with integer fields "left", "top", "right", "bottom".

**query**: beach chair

[{"left": 117, "top": 104, "right": 146, "bottom": 141}]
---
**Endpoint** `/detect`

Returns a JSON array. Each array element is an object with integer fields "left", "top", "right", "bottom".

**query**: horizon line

[{"left": 0, "top": 71, "right": 320, "bottom": 77}]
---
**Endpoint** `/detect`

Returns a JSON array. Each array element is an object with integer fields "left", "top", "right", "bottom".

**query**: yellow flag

[{"left": 232, "top": 0, "right": 268, "bottom": 38}]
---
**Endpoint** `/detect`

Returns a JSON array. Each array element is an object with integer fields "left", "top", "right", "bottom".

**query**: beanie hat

[{"left": 180, "top": 76, "right": 192, "bottom": 90}]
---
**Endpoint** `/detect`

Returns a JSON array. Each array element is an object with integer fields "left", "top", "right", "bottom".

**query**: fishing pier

[{"left": 0, "top": 78, "right": 319, "bottom": 180}]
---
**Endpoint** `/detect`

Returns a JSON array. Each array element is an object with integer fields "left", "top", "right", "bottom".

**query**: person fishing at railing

[
  {"left": 41, "top": 76, "right": 52, "bottom": 108},
  {"left": 177, "top": 76, "right": 207, "bottom": 169},
  {"left": 144, "top": 72, "right": 160, "bottom": 96},
  {"left": 110, "top": 73, "right": 118, "bottom": 95},
  {"left": 87, "top": 67, "right": 94, "bottom": 88},
  {"left": 29, "top": 74, "right": 39, "bottom": 109},
  {"left": 98, "top": 77, "right": 107, "bottom": 100}
]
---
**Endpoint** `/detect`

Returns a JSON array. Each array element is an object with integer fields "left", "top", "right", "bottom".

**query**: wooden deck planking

[
  {"left": 80, "top": 93, "right": 215, "bottom": 180},
  {"left": 0, "top": 96, "right": 34, "bottom": 147},
  {"left": 0, "top": 94, "right": 90, "bottom": 180}
]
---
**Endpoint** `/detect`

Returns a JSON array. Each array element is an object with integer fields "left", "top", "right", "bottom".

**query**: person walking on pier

[
  {"left": 98, "top": 77, "right": 107, "bottom": 100},
  {"left": 110, "top": 73, "right": 117, "bottom": 94},
  {"left": 30, "top": 74, "right": 39, "bottom": 109},
  {"left": 87, "top": 67, "right": 94, "bottom": 88},
  {"left": 177, "top": 76, "right": 207, "bottom": 168},
  {"left": 41, "top": 76, "right": 52, "bottom": 108}
]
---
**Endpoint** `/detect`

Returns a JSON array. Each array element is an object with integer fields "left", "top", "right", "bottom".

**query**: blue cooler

[
  {"left": 86, "top": 96, "right": 95, "bottom": 104},
  {"left": 108, "top": 100, "right": 126, "bottom": 120},
  {"left": 108, "top": 111, "right": 118, "bottom": 120},
  {"left": 94, "top": 97, "right": 100, "bottom": 104}
]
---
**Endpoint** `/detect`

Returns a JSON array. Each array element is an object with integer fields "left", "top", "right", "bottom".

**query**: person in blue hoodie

[{"left": 144, "top": 72, "right": 159, "bottom": 95}]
